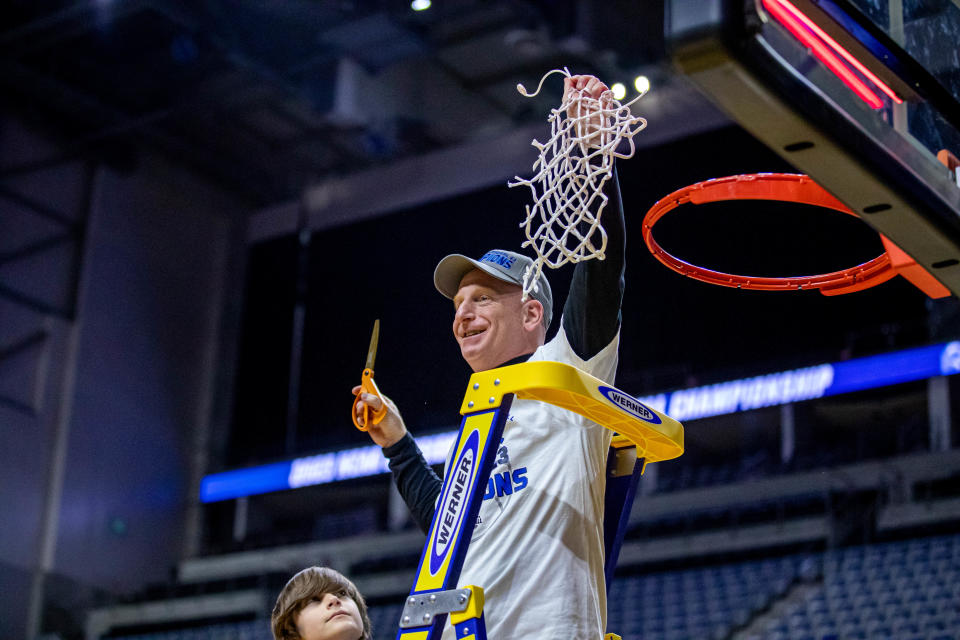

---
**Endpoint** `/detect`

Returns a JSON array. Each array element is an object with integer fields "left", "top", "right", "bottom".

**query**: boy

[{"left": 271, "top": 566, "right": 372, "bottom": 640}]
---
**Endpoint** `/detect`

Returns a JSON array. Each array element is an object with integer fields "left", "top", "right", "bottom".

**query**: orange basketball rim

[{"left": 642, "top": 173, "right": 950, "bottom": 298}]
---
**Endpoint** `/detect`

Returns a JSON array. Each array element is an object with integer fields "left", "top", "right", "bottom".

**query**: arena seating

[
  {"left": 105, "top": 533, "right": 960, "bottom": 640},
  {"left": 97, "top": 444, "right": 960, "bottom": 640},
  {"left": 110, "top": 620, "right": 267, "bottom": 640},
  {"left": 739, "top": 535, "right": 960, "bottom": 640},
  {"left": 606, "top": 555, "right": 801, "bottom": 640}
]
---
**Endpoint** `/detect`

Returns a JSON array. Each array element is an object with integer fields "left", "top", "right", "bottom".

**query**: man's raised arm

[{"left": 559, "top": 75, "right": 627, "bottom": 361}]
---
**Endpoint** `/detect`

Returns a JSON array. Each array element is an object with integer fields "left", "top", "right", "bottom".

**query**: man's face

[
  {"left": 452, "top": 269, "right": 533, "bottom": 372},
  {"left": 295, "top": 590, "right": 364, "bottom": 640}
]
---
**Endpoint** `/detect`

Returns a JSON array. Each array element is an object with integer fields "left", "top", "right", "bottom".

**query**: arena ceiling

[{"left": 1, "top": 0, "right": 724, "bottom": 206}]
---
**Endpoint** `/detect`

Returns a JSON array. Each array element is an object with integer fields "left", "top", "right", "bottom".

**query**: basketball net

[{"left": 509, "top": 68, "right": 647, "bottom": 300}]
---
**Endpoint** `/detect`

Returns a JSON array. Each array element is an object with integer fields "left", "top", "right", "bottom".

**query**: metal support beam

[
  {"left": 929, "top": 376, "right": 952, "bottom": 451},
  {"left": 25, "top": 165, "right": 100, "bottom": 639},
  {"left": 0, "top": 331, "right": 47, "bottom": 415},
  {"left": 0, "top": 232, "right": 75, "bottom": 266},
  {"left": 0, "top": 184, "right": 75, "bottom": 227},
  {"left": 780, "top": 403, "right": 795, "bottom": 464},
  {"left": 0, "top": 330, "right": 47, "bottom": 363},
  {"left": 0, "top": 283, "right": 70, "bottom": 318},
  {"left": 232, "top": 497, "right": 249, "bottom": 543},
  {"left": 0, "top": 393, "right": 35, "bottom": 416}
]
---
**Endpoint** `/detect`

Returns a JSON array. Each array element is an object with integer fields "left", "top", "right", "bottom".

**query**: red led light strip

[
  {"left": 772, "top": 0, "right": 902, "bottom": 104},
  {"left": 762, "top": 0, "right": 901, "bottom": 109}
]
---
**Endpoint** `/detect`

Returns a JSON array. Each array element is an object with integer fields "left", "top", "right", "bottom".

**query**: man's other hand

[{"left": 352, "top": 386, "right": 408, "bottom": 448}]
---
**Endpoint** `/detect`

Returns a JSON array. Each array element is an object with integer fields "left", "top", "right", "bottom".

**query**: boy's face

[{"left": 295, "top": 589, "right": 364, "bottom": 640}]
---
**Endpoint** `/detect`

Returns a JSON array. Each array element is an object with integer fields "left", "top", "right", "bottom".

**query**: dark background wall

[{"left": 0, "top": 112, "right": 247, "bottom": 638}]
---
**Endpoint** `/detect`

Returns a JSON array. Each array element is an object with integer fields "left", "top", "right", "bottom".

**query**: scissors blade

[{"left": 364, "top": 319, "right": 380, "bottom": 370}]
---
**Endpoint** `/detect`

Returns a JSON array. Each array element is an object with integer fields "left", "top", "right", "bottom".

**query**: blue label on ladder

[
  {"left": 431, "top": 429, "right": 479, "bottom": 574},
  {"left": 598, "top": 386, "right": 662, "bottom": 424}
]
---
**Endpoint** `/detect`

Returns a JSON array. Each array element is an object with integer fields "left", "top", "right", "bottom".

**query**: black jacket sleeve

[
  {"left": 561, "top": 164, "right": 626, "bottom": 360},
  {"left": 383, "top": 433, "right": 442, "bottom": 534}
]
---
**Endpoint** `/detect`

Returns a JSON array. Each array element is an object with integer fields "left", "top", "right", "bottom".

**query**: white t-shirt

[{"left": 441, "top": 323, "right": 619, "bottom": 640}]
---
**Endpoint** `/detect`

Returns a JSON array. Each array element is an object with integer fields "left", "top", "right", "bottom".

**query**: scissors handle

[{"left": 352, "top": 368, "right": 387, "bottom": 431}]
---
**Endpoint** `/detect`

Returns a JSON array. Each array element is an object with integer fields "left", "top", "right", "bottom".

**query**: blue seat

[
  {"left": 731, "top": 607, "right": 751, "bottom": 626},
  {"left": 837, "top": 623, "right": 867, "bottom": 639}
]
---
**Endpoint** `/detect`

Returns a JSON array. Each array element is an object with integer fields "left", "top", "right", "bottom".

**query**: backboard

[{"left": 666, "top": 0, "right": 960, "bottom": 296}]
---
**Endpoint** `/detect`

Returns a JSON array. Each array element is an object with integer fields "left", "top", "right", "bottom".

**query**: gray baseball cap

[{"left": 434, "top": 249, "right": 553, "bottom": 330}]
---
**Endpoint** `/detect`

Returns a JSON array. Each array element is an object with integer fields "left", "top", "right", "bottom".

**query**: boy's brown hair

[{"left": 271, "top": 566, "right": 372, "bottom": 640}]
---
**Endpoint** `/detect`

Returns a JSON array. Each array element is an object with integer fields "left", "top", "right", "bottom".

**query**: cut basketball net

[{"left": 509, "top": 68, "right": 648, "bottom": 300}]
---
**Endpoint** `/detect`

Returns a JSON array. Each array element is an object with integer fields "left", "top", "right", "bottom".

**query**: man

[{"left": 353, "top": 75, "right": 624, "bottom": 639}]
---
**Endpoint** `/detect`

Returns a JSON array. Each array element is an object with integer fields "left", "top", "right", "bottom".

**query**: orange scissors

[{"left": 352, "top": 319, "right": 387, "bottom": 431}]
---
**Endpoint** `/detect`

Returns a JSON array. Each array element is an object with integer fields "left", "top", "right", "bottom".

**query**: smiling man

[
  {"left": 352, "top": 74, "right": 625, "bottom": 640},
  {"left": 447, "top": 252, "right": 550, "bottom": 372}
]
